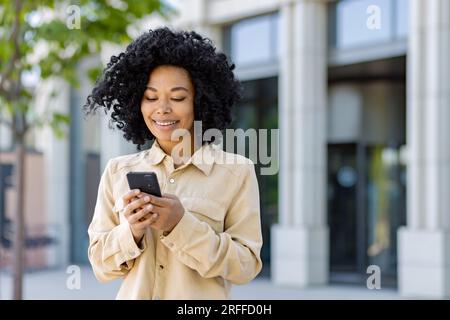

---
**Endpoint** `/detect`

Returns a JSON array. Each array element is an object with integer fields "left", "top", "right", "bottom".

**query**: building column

[
  {"left": 100, "top": 117, "right": 139, "bottom": 171},
  {"left": 398, "top": 0, "right": 450, "bottom": 298},
  {"left": 271, "top": 0, "right": 328, "bottom": 286},
  {"left": 34, "top": 78, "right": 71, "bottom": 268},
  {"left": 177, "top": 0, "right": 223, "bottom": 51}
]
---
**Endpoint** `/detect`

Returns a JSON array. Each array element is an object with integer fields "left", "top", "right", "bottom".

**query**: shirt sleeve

[
  {"left": 160, "top": 161, "right": 263, "bottom": 285},
  {"left": 87, "top": 159, "right": 146, "bottom": 283}
]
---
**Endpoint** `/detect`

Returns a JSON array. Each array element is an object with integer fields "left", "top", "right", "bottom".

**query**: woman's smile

[{"left": 152, "top": 119, "right": 180, "bottom": 131}]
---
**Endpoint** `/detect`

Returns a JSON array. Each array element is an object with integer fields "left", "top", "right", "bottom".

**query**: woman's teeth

[{"left": 155, "top": 120, "right": 178, "bottom": 126}]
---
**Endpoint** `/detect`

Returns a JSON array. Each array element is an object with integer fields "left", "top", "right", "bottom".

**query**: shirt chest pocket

[{"left": 181, "top": 197, "right": 226, "bottom": 233}]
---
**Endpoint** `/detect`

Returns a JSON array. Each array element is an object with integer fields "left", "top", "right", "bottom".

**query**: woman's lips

[{"left": 152, "top": 120, "right": 180, "bottom": 131}]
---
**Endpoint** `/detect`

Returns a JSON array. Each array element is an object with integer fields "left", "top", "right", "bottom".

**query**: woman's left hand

[{"left": 134, "top": 193, "right": 184, "bottom": 233}]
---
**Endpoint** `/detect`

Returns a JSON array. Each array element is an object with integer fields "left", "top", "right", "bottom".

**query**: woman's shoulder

[{"left": 105, "top": 149, "right": 149, "bottom": 174}]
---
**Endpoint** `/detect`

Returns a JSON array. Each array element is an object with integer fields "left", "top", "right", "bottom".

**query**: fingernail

[
  {"left": 134, "top": 189, "right": 139, "bottom": 194},
  {"left": 144, "top": 196, "right": 150, "bottom": 202}
]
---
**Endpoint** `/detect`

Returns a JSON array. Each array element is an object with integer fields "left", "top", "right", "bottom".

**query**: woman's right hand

[{"left": 121, "top": 189, "right": 158, "bottom": 244}]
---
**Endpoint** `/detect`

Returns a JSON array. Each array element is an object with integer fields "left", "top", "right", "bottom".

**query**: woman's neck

[
  {"left": 157, "top": 139, "right": 182, "bottom": 157},
  {"left": 157, "top": 133, "right": 200, "bottom": 165}
]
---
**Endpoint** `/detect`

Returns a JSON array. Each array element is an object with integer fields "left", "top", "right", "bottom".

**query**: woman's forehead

[{"left": 147, "top": 65, "right": 192, "bottom": 87}]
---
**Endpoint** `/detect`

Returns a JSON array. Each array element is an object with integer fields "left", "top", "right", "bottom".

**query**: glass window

[
  {"left": 331, "top": 0, "right": 410, "bottom": 49},
  {"left": 395, "top": 0, "right": 409, "bottom": 38},
  {"left": 336, "top": 0, "right": 392, "bottom": 49},
  {"left": 228, "top": 14, "right": 279, "bottom": 67}
]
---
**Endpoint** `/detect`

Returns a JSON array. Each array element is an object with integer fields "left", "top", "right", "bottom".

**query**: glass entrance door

[
  {"left": 327, "top": 77, "right": 406, "bottom": 285},
  {"left": 365, "top": 145, "right": 406, "bottom": 283},
  {"left": 328, "top": 143, "right": 358, "bottom": 275}
]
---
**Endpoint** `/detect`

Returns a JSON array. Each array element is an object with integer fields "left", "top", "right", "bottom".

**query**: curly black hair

[{"left": 83, "top": 27, "right": 242, "bottom": 149}]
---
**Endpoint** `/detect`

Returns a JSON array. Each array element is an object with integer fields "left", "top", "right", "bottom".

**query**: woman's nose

[{"left": 156, "top": 101, "right": 172, "bottom": 114}]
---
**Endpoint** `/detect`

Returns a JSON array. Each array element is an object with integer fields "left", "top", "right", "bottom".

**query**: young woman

[{"left": 84, "top": 27, "right": 262, "bottom": 299}]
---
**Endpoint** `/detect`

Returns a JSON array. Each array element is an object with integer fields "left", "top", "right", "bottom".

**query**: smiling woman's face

[{"left": 141, "top": 65, "right": 195, "bottom": 145}]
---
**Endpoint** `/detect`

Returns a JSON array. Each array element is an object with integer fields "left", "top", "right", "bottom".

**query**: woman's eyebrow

[
  {"left": 145, "top": 86, "right": 188, "bottom": 92},
  {"left": 170, "top": 86, "right": 188, "bottom": 92}
]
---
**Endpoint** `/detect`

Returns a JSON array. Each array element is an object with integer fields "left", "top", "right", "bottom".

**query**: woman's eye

[
  {"left": 171, "top": 97, "right": 186, "bottom": 102},
  {"left": 146, "top": 97, "right": 157, "bottom": 101}
]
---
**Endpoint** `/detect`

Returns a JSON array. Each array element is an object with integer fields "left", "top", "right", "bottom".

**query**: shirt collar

[
  {"left": 147, "top": 140, "right": 166, "bottom": 166},
  {"left": 146, "top": 140, "right": 215, "bottom": 176},
  {"left": 190, "top": 143, "right": 215, "bottom": 176}
]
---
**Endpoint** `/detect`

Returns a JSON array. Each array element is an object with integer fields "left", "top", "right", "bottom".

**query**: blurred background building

[{"left": 0, "top": 0, "right": 449, "bottom": 298}]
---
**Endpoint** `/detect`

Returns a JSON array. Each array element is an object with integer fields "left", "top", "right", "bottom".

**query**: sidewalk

[{"left": 0, "top": 266, "right": 402, "bottom": 300}]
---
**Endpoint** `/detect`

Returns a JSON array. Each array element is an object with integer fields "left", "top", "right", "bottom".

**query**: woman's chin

[
  {"left": 151, "top": 126, "right": 191, "bottom": 143},
  {"left": 153, "top": 132, "right": 178, "bottom": 144}
]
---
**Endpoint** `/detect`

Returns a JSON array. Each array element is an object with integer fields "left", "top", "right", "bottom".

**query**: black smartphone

[{"left": 126, "top": 172, "right": 162, "bottom": 197}]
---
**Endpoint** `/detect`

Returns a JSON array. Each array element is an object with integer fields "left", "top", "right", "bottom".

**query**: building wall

[
  {"left": 172, "top": 0, "right": 450, "bottom": 298},
  {"left": 0, "top": 151, "right": 57, "bottom": 269}
]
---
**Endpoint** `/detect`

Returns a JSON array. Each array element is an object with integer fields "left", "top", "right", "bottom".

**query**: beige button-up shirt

[{"left": 88, "top": 140, "right": 263, "bottom": 299}]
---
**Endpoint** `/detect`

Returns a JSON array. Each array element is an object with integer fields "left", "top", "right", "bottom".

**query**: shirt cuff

[
  {"left": 117, "top": 222, "right": 146, "bottom": 261},
  {"left": 160, "top": 211, "right": 200, "bottom": 251}
]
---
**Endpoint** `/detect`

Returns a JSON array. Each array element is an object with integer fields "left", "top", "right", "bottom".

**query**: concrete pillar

[
  {"left": 177, "top": 0, "right": 223, "bottom": 51},
  {"left": 271, "top": 0, "right": 328, "bottom": 287},
  {"left": 34, "top": 78, "right": 71, "bottom": 268},
  {"left": 100, "top": 117, "right": 138, "bottom": 171},
  {"left": 398, "top": 0, "right": 450, "bottom": 298}
]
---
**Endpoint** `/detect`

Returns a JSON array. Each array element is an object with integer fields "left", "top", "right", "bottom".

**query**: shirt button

[
  {"left": 159, "top": 264, "right": 164, "bottom": 270},
  {"left": 169, "top": 178, "right": 175, "bottom": 184},
  {"left": 159, "top": 234, "right": 164, "bottom": 240}
]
